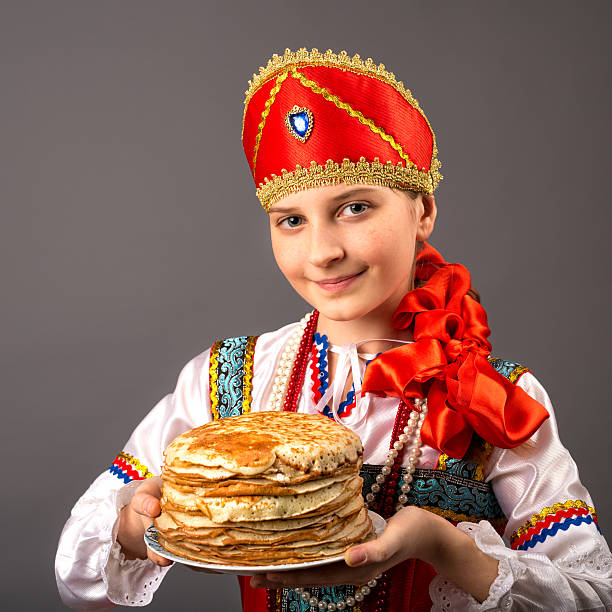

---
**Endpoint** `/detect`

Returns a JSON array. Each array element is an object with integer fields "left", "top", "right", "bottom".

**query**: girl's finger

[
  {"left": 146, "top": 548, "right": 173, "bottom": 567},
  {"left": 131, "top": 492, "right": 162, "bottom": 519},
  {"left": 344, "top": 511, "right": 414, "bottom": 567}
]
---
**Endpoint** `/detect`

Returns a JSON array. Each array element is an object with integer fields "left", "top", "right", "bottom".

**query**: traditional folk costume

[{"left": 56, "top": 49, "right": 612, "bottom": 610}]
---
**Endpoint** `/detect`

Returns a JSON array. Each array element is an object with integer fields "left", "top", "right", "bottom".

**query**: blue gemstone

[{"left": 289, "top": 111, "right": 309, "bottom": 137}]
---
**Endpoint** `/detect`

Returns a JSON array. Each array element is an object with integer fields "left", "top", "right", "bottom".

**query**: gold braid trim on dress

[
  {"left": 119, "top": 452, "right": 154, "bottom": 478},
  {"left": 209, "top": 341, "right": 222, "bottom": 421},
  {"left": 258, "top": 157, "right": 439, "bottom": 211},
  {"left": 241, "top": 336, "right": 257, "bottom": 414},
  {"left": 422, "top": 505, "right": 508, "bottom": 531}
]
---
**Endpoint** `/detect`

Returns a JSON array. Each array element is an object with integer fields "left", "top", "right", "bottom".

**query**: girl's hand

[
  {"left": 251, "top": 505, "right": 498, "bottom": 603},
  {"left": 117, "top": 476, "right": 172, "bottom": 567},
  {"left": 250, "top": 506, "right": 440, "bottom": 589}
]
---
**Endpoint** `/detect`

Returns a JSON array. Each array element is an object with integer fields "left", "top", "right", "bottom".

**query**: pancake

[
  {"left": 155, "top": 411, "right": 374, "bottom": 565},
  {"left": 163, "top": 471, "right": 351, "bottom": 497},
  {"left": 163, "top": 411, "right": 362, "bottom": 476},
  {"left": 163, "top": 493, "right": 364, "bottom": 531}
]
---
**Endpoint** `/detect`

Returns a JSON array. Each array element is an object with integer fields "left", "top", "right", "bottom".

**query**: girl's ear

[{"left": 416, "top": 194, "right": 437, "bottom": 241}]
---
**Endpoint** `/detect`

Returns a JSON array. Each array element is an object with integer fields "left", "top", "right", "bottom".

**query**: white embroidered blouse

[{"left": 55, "top": 321, "right": 612, "bottom": 610}]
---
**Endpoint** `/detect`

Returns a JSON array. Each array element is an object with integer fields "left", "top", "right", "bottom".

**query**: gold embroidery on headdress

[
  {"left": 252, "top": 71, "right": 289, "bottom": 172},
  {"left": 258, "top": 157, "right": 441, "bottom": 211},
  {"left": 290, "top": 68, "right": 413, "bottom": 167}
]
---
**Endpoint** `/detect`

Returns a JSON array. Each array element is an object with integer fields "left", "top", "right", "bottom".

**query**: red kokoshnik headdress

[
  {"left": 243, "top": 49, "right": 549, "bottom": 458},
  {"left": 242, "top": 48, "right": 442, "bottom": 210}
]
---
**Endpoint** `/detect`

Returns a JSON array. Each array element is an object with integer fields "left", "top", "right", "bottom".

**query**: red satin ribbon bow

[{"left": 361, "top": 243, "right": 549, "bottom": 459}]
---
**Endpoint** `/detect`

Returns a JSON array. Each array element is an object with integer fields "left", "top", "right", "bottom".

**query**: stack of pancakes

[{"left": 155, "top": 411, "right": 374, "bottom": 565}]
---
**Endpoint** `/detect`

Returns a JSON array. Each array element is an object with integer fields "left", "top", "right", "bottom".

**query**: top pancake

[{"left": 164, "top": 412, "right": 362, "bottom": 477}]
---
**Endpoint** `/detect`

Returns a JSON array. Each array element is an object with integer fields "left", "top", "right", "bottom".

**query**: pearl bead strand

[
  {"left": 269, "top": 313, "right": 428, "bottom": 611},
  {"left": 267, "top": 312, "right": 313, "bottom": 412}
]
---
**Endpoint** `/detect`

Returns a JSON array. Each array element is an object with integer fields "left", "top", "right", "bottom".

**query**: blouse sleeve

[
  {"left": 55, "top": 350, "right": 212, "bottom": 611},
  {"left": 430, "top": 371, "right": 612, "bottom": 611}
]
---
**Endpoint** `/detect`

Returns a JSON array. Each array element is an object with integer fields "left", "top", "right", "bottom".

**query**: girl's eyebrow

[
  {"left": 269, "top": 188, "right": 378, "bottom": 214},
  {"left": 268, "top": 206, "right": 299, "bottom": 214},
  {"left": 332, "top": 187, "right": 377, "bottom": 200}
]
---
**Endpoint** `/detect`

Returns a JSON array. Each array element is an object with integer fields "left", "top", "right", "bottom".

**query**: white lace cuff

[
  {"left": 430, "top": 522, "right": 522, "bottom": 611},
  {"left": 430, "top": 520, "right": 612, "bottom": 611},
  {"left": 102, "top": 481, "right": 171, "bottom": 606}
]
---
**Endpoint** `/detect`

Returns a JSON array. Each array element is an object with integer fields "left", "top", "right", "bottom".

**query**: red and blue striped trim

[
  {"left": 311, "top": 332, "right": 357, "bottom": 419},
  {"left": 511, "top": 502, "right": 600, "bottom": 550},
  {"left": 109, "top": 452, "right": 153, "bottom": 484}
]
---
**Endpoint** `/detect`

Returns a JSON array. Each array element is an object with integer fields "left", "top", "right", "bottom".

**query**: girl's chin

[{"left": 313, "top": 301, "right": 374, "bottom": 323}]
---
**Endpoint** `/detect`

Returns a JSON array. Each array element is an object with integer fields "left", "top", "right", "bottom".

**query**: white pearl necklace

[
  {"left": 270, "top": 314, "right": 427, "bottom": 611},
  {"left": 268, "top": 312, "right": 313, "bottom": 411}
]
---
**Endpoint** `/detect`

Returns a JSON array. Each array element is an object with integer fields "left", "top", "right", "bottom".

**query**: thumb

[
  {"left": 344, "top": 519, "right": 404, "bottom": 567},
  {"left": 131, "top": 476, "right": 163, "bottom": 518},
  {"left": 131, "top": 491, "right": 162, "bottom": 519}
]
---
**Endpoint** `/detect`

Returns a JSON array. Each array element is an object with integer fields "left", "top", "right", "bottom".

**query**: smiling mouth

[{"left": 313, "top": 270, "right": 366, "bottom": 292}]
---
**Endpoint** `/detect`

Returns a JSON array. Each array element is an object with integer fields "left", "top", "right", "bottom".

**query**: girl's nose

[{"left": 308, "top": 225, "right": 345, "bottom": 267}]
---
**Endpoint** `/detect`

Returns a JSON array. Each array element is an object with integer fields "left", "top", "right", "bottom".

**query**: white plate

[{"left": 144, "top": 510, "right": 386, "bottom": 575}]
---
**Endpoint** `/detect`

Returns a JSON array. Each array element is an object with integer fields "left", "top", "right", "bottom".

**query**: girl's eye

[
  {"left": 342, "top": 202, "right": 369, "bottom": 216},
  {"left": 280, "top": 215, "right": 303, "bottom": 228}
]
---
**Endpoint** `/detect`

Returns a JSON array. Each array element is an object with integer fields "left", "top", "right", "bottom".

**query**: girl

[{"left": 55, "top": 48, "right": 612, "bottom": 611}]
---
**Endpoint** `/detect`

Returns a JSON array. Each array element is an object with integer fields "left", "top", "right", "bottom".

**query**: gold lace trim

[
  {"left": 119, "top": 452, "right": 153, "bottom": 478},
  {"left": 209, "top": 341, "right": 221, "bottom": 421},
  {"left": 241, "top": 336, "right": 257, "bottom": 414},
  {"left": 257, "top": 157, "right": 439, "bottom": 210},
  {"left": 423, "top": 505, "right": 507, "bottom": 529},
  {"left": 512, "top": 499, "right": 597, "bottom": 541},
  {"left": 252, "top": 71, "right": 289, "bottom": 173}
]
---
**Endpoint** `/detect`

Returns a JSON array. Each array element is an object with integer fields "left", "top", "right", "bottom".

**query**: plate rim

[{"left": 144, "top": 509, "right": 386, "bottom": 575}]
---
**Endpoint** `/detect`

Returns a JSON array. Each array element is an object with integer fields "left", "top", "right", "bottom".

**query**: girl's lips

[{"left": 314, "top": 270, "right": 366, "bottom": 293}]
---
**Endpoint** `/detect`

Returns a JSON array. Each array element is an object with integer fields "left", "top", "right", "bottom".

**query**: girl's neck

[{"left": 316, "top": 309, "right": 412, "bottom": 353}]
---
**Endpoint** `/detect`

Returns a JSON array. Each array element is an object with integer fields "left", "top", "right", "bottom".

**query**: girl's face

[{"left": 269, "top": 184, "right": 437, "bottom": 324}]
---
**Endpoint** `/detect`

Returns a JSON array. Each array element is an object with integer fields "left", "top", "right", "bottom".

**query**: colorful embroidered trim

[
  {"left": 277, "top": 586, "right": 360, "bottom": 612},
  {"left": 421, "top": 506, "right": 507, "bottom": 534},
  {"left": 435, "top": 436, "right": 494, "bottom": 482},
  {"left": 511, "top": 500, "right": 599, "bottom": 550},
  {"left": 310, "top": 332, "right": 357, "bottom": 419},
  {"left": 488, "top": 356, "right": 530, "bottom": 384},
  {"left": 242, "top": 336, "right": 257, "bottom": 414},
  {"left": 360, "top": 464, "right": 507, "bottom": 528},
  {"left": 210, "top": 336, "right": 258, "bottom": 420},
  {"left": 109, "top": 452, "right": 154, "bottom": 483}
]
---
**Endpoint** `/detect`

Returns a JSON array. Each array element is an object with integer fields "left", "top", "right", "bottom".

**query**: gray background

[{"left": 2, "top": 1, "right": 610, "bottom": 610}]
